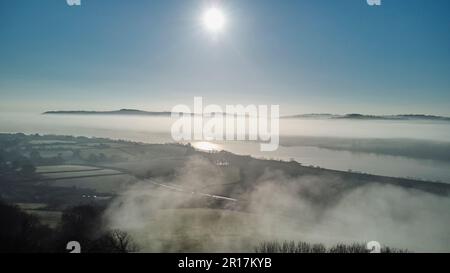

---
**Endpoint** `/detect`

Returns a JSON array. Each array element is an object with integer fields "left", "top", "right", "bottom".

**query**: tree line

[{"left": 0, "top": 200, "right": 137, "bottom": 253}]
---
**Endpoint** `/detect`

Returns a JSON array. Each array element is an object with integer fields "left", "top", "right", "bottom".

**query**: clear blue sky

[{"left": 1, "top": 0, "right": 449, "bottom": 115}]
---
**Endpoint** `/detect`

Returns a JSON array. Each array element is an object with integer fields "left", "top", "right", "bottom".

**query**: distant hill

[
  {"left": 336, "top": 114, "right": 450, "bottom": 121},
  {"left": 44, "top": 109, "right": 243, "bottom": 117},
  {"left": 44, "top": 110, "right": 450, "bottom": 121},
  {"left": 282, "top": 113, "right": 450, "bottom": 121},
  {"left": 43, "top": 109, "right": 175, "bottom": 116}
]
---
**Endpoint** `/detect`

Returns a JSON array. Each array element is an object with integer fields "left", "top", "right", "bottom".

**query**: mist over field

[{"left": 104, "top": 155, "right": 450, "bottom": 252}]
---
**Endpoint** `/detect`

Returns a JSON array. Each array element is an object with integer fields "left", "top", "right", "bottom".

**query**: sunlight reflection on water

[{"left": 191, "top": 141, "right": 222, "bottom": 152}]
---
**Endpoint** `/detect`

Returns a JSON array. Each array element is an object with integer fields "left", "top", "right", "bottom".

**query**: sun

[{"left": 202, "top": 7, "right": 226, "bottom": 33}]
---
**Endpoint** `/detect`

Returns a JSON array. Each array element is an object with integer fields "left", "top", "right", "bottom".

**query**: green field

[
  {"left": 36, "top": 165, "right": 137, "bottom": 194},
  {"left": 26, "top": 210, "right": 62, "bottom": 229},
  {"left": 36, "top": 165, "right": 101, "bottom": 173},
  {"left": 16, "top": 203, "right": 62, "bottom": 229}
]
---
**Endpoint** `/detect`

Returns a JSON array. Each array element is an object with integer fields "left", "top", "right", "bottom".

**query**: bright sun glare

[{"left": 202, "top": 7, "right": 226, "bottom": 33}]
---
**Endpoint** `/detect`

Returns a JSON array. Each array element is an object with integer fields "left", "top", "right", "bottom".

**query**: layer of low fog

[
  {"left": 2, "top": 113, "right": 450, "bottom": 143},
  {"left": 104, "top": 156, "right": 450, "bottom": 253}
]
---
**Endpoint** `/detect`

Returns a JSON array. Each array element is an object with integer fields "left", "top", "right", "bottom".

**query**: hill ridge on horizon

[{"left": 43, "top": 109, "right": 450, "bottom": 121}]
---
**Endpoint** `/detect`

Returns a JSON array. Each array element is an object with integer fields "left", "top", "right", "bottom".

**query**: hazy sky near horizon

[{"left": 0, "top": 0, "right": 449, "bottom": 115}]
